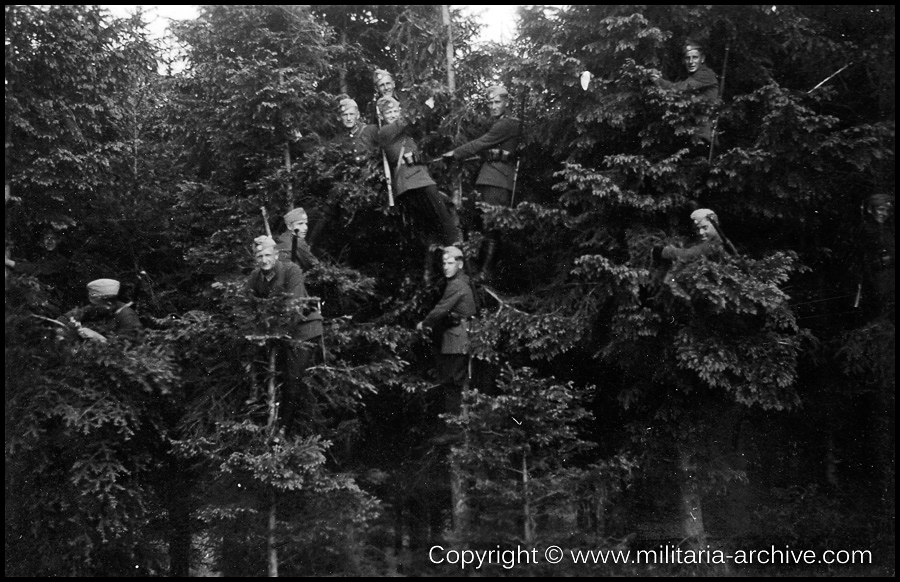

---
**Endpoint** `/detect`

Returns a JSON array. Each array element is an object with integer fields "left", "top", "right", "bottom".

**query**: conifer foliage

[{"left": 5, "top": 5, "right": 894, "bottom": 576}]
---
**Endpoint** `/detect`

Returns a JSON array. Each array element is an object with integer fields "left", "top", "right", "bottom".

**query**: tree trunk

[
  {"left": 339, "top": 29, "right": 348, "bottom": 94},
  {"left": 284, "top": 142, "right": 293, "bottom": 208},
  {"left": 441, "top": 6, "right": 455, "bottom": 93},
  {"left": 678, "top": 448, "right": 707, "bottom": 547},
  {"left": 522, "top": 452, "right": 535, "bottom": 544},
  {"left": 266, "top": 348, "right": 279, "bottom": 576},
  {"left": 450, "top": 402, "right": 470, "bottom": 541},
  {"left": 267, "top": 496, "right": 278, "bottom": 577},
  {"left": 450, "top": 457, "right": 470, "bottom": 540},
  {"left": 167, "top": 467, "right": 192, "bottom": 577}
]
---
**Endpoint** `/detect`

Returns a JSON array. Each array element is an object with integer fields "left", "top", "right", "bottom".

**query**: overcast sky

[{"left": 104, "top": 5, "right": 521, "bottom": 45}]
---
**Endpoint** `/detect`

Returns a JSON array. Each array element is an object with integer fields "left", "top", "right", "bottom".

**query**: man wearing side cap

[
  {"left": 246, "top": 235, "right": 324, "bottom": 433},
  {"left": 651, "top": 40, "right": 719, "bottom": 146},
  {"left": 63, "top": 278, "right": 143, "bottom": 341},
  {"left": 655, "top": 208, "right": 726, "bottom": 264},
  {"left": 307, "top": 97, "right": 378, "bottom": 250},
  {"left": 373, "top": 69, "right": 410, "bottom": 112},
  {"left": 442, "top": 84, "right": 521, "bottom": 281},
  {"left": 417, "top": 246, "right": 477, "bottom": 416},
  {"left": 335, "top": 96, "right": 378, "bottom": 163},
  {"left": 276, "top": 207, "right": 320, "bottom": 271},
  {"left": 377, "top": 95, "right": 461, "bottom": 280}
]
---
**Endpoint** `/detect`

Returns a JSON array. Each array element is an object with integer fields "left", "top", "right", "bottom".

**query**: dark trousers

[
  {"left": 278, "top": 340, "right": 322, "bottom": 432},
  {"left": 479, "top": 185, "right": 512, "bottom": 207},
  {"left": 307, "top": 198, "right": 340, "bottom": 249},
  {"left": 399, "top": 184, "right": 460, "bottom": 247},
  {"left": 476, "top": 185, "right": 512, "bottom": 239},
  {"left": 435, "top": 352, "right": 468, "bottom": 414}
]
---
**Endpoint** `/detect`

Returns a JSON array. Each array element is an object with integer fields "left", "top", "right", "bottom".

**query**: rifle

[
  {"left": 260, "top": 207, "right": 273, "bottom": 238},
  {"left": 31, "top": 314, "right": 108, "bottom": 343},
  {"left": 708, "top": 216, "right": 738, "bottom": 256},
  {"left": 510, "top": 89, "right": 527, "bottom": 207},
  {"left": 808, "top": 63, "right": 853, "bottom": 94}
]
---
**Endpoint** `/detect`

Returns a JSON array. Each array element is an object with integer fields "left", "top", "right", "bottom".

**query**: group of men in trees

[{"left": 6, "top": 37, "right": 894, "bottom": 442}]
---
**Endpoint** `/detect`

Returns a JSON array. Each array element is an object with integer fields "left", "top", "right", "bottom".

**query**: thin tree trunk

[
  {"left": 678, "top": 449, "right": 707, "bottom": 548},
  {"left": 522, "top": 452, "right": 535, "bottom": 544},
  {"left": 450, "top": 457, "right": 470, "bottom": 539},
  {"left": 267, "top": 496, "right": 278, "bottom": 577},
  {"left": 450, "top": 400, "right": 470, "bottom": 541},
  {"left": 284, "top": 142, "right": 292, "bottom": 208},
  {"left": 167, "top": 466, "right": 192, "bottom": 576},
  {"left": 266, "top": 348, "right": 279, "bottom": 576},
  {"left": 441, "top": 6, "right": 455, "bottom": 93},
  {"left": 339, "top": 29, "right": 348, "bottom": 95}
]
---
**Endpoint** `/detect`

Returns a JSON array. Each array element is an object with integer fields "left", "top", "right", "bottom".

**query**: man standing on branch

[
  {"left": 857, "top": 193, "right": 895, "bottom": 321},
  {"left": 656, "top": 208, "right": 726, "bottom": 264},
  {"left": 377, "top": 95, "right": 461, "bottom": 282},
  {"left": 308, "top": 98, "right": 378, "bottom": 249},
  {"left": 246, "top": 235, "right": 324, "bottom": 434},
  {"left": 276, "top": 207, "right": 319, "bottom": 272},
  {"left": 417, "top": 246, "right": 477, "bottom": 420},
  {"left": 442, "top": 85, "right": 521, "bottom": 281},
  {"left": 373, "top": 69, "right": 409, "bottom": 111},
  {"left": 651, "top": 40, "right": 719, "bottom": 148},
  {"left": 335, "top": 96, "right": 378, "bottom": 163}
]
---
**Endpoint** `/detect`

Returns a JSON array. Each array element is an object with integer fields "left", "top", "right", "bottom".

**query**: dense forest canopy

[{"left": 5, "top": 5, "right": 894, "bottom": 576}]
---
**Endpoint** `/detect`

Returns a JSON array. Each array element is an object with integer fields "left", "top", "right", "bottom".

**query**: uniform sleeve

[
  {"left": 282, "top": 263, "right": 306, "bottom": 298},
  {"left": 658, "top": 67, "right": 718, "bottom": 96},
  {"left": 292, "top": 240, "right": 320, "bottom": 271},
  {"left": 115, "top": 306, "right": 144, "bottom": 335},
  {"left": 452, "top": 118, "right": 520, "bottom": 160},
  {"left": 661, "top": 241, "right": 720, "bottom": 262},
  {"left": 357, "top": 124, "right": 379, "bottom": 154},
  {"left": 422, "top": 279, "right": 466, "bottom": 329},
  {"left": 377, "top": 121, "right": 398, "bottom": 149}
]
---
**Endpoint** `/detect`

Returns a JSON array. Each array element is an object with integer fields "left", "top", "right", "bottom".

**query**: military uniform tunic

[
  {"left": 422, "top": 271, "right": 477, "bottom": 355},
  {"left": 245, "top": 260, "right": 322, "bottom": 342},
  {"left": 451, "top": 115, "right": 521, "bottom": 193},
  {"left": 377, "top": 116, "right": 437, "bottom": 196}
]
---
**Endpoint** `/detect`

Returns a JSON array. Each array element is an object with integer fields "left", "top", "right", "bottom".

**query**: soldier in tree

[
  {"left": 373, "top": 69, "right": 408, "bottom": 109},
  {"left": 658, "top": 208, "right": 726, "bottom": 263},
  {"left": 373, "top": 68, "right": 434, "bottom": 123},
  {"left": 442, "top": 84, "right": 520, "bottom": 281},
  {"left": 857, "top": 193, "right": 895, "bottom": 321},
  {"left": 335, "top": 96, "right": 378, "bottom": 163},
  {"left": 246, "top": 235, "right": 324, "bottom": 433},
  {"left": 651, "top": 39, "right": 720, "bottom": 148},
  {"left": 377, "top": 95, "right": 461, "bottom": 281},
  {"left": 62, "top": 278, "right": 143, "bottom": 342},
  {"left": 5, "top": 228, "right": 71, "bottom": 310},
  {"left": 417, "top": 246, "right": 477, "bottom": 422},
  {"left": 308, "top": 98, "right": 378, "bottom": 249},
  {"left": 277, "top": 207, "right": 319, "bottom": 271}
]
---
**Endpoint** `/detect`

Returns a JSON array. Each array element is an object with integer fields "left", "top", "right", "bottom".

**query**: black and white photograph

[{"left": 5, "top": 5, "right": 894, "bottom": 576}]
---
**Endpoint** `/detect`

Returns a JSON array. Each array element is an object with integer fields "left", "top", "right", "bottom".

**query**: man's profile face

[
  {"left": 255, "top": 248, "right": 278, "bottom": 271},
  {"left": 869, "top": 204, "right": 891, "bottom": 225},
  {"left": 683, "top": 48, "right": 704, "bottom": 74},
  {"left": 288, "top": 218, "right": 308, "bottom": 239},
  {"left": 489, "top": 95, "right": 508, "bottom": 118},
  {"left": 442, "top": 255, "right": 462, "bottom": 279},
  {"left": 376, "top": 77, "right": 395, "bottom": 97},
  {"left": 382, "top": 104, "right": 401, "bottom": 124},
  {"left": 694, "top": 218, "right": 716, "bottom": 241},
  {"left": 340, "top": 108, "right": 360, "bottom": 128}
]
